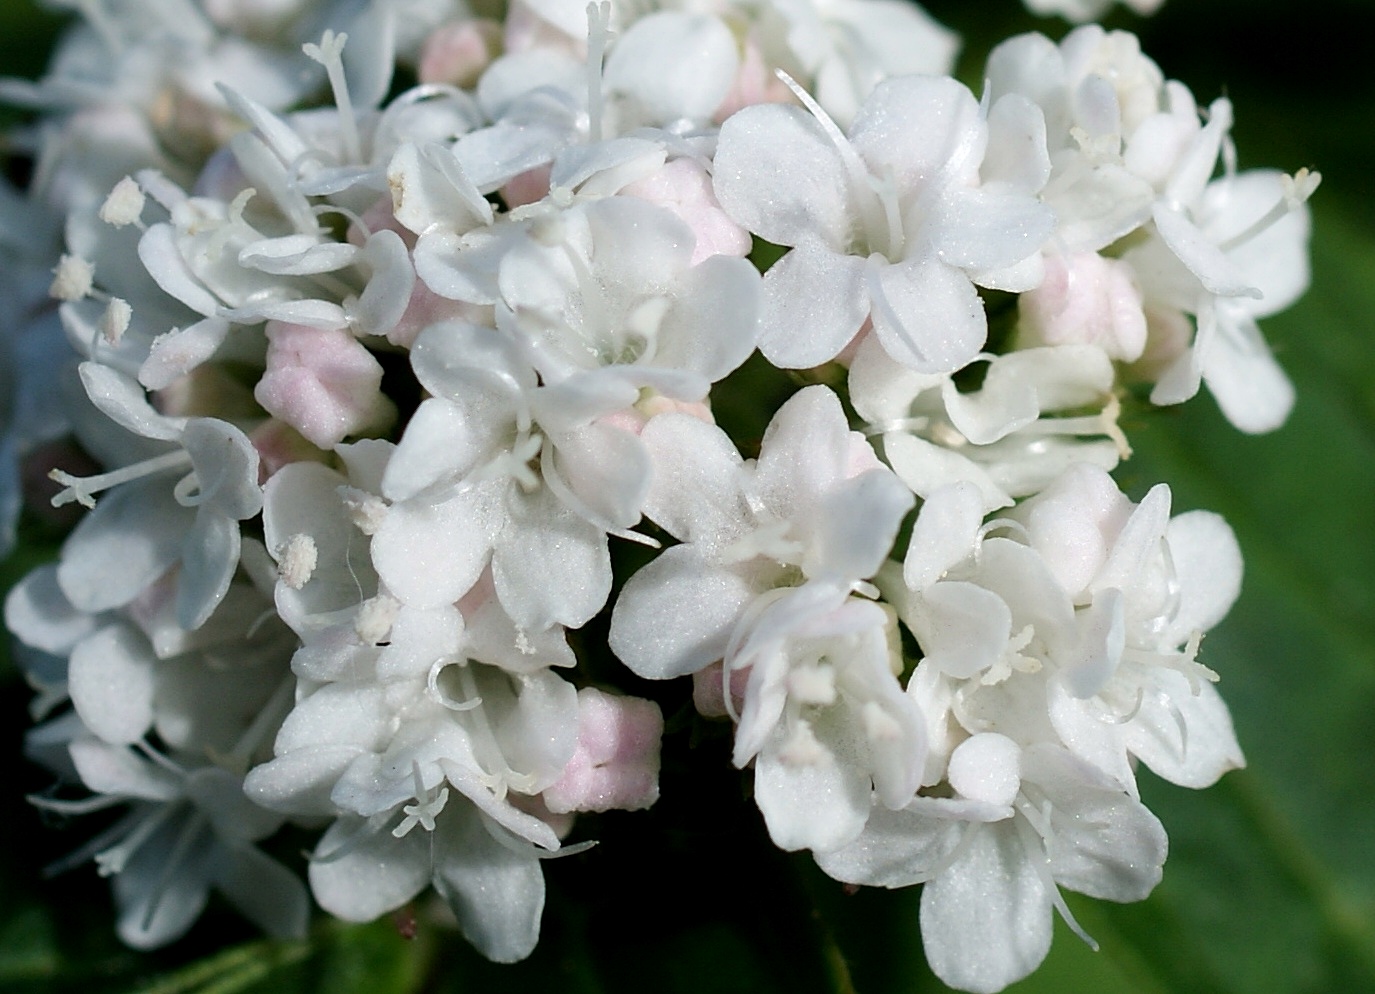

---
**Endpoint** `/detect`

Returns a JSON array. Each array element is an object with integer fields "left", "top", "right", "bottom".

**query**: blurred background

[{"left": 0, "top": 1, "right": 1370, "bottom": 992}]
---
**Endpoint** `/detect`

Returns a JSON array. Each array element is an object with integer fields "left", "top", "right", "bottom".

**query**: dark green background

[{"left": 0, "top": 1, "right": 1371, "bottom": 991}]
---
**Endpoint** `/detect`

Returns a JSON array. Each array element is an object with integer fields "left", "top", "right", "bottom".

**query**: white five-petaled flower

[{"left": 713, "top": 73, "right": 1054, "bottom": 373}]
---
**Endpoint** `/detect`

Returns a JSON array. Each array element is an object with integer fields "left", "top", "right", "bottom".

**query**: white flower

[
  {"left": 1128, "top": 165, "right": 1316, "bottom": 433},
  {"left": 37, "top": 736, "right": 308, "bottom": 951},
  {"left": 1008, "top": 464, "right": 1246, "bottom": 792},
  {"left": 49, "top": 363, "right": 262, "bottom": 631},
  {"left": 817, "top": 735, "right": 1167, "bottom": 994},
  {"left": 728, "top": 588, "right": 925, "bottom": 852},
  {"left": 308, "top": 799, "right": 551, "bottom": 963},
  {"left": 609, "top": 384, "right": 910, "bottom": 679},
  {"left": 714, "top": 73, "right": 1053, "bottom": 372},
  {"left": 850, "top": 334, "right": 1126, "bottom": 512}
]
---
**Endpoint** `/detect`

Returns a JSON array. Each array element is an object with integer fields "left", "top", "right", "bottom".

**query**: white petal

[
  {"left": 68, "top": 623, "right": 156, "bottom": 745},
  {"left": 930, "top": 187, "right": 1054, "bottom": 274},
  {"left": 1201, "top": 307, "right": 1295, "bottom": 434},
  {"left": 639, "top": 413, "right": 750, "bottom": 547},
  {"left": 182, "top": 419, "right": 262, "bottom": 519},
  {"left": 343, "top": 0, "right": 396, "bottom": 109},
  {"left": 114, "top": 818, "right": 213, "bottom": 949},
  {"left": 655, "top": 255, "right": 760, "bottom": 381},
  {"left": 809, "top": 470, "right": 912, "bottom": 583},
  {"left": 69, "top": 736, "right": 180, "bottom": 801},
  {"left": 753, "top": 385, "right": 871, "bottom": 522},
  {"left": 913, "top": 581, "right": 1012, "bottom": 680},
  {"left": 757, "top": 238, "right": 869, "bottom": 368},
  {"left": 713, "top": 103, "right": 853, "bottom": 249},
  {"left": 754, "top": 742, "right": 870, "bottom": 852},
  {"left": 609, "top": 546, "right": 758, "bottom": 679},
  {"left": 983, "top": 94, "right": 1052, "bottom": 193},
  {"left": 409, "top": 319, "right": 534, "bottom": 401},
  {"left": 373, "top": 487, "right": 500, "bottom": 609},
  {"left": 491, "top": 487, "right": 610, "bottom": 630},
  {"left": 474, "top": 666, "right": 579, "bottom": 789},
  {"left": 903, "top": 481, "right": 985, "bottom": 589},
  {"left": 237, "top": 235, "right": 359, "bottom": 275},
  {"left": 351, "top": 230, "right": 416, "bottom": 337},
  {"left": 604, "top": 11, "right": 737, "bottom": 124},
  {"left": 264, "top": 462, "right": 378, "bottom": 626},
  {"left": 388, "top": 142, "right": 492, "bottom": 236},
  {"left": 432, "top": 809, "right": 545, "bottom": 963},
  {"left": 920, "top": 824, "right": 1052, "bottom": 994},
  {"left": 870, "top": 257, "right": 985, "bottom": 374},
  {"left": 847, "top": 332, "right": 945, "bottom": 424},
  {"left": 851, "top": 75, "right": 983, "bottom": 188},
  {"left": 883, "top": 433, "right": 1013, "bottom": 512},
  {"left": 1124, "top": 672, "right": 1244, "bottom": 788},
  {"left": 79, "top": 362, "right": 182, "bottom": 441},
  {"left": 214, "top": 843, "right": 310, "bottom": 940},
  {"left": 546, "top": 420, "right": 650, "bottom": 531},
  {"left": 138, "top": 223, "right": 220, "bottom": 317},
  {"left": 243, "top": 746, "right": 364, "bottom": 817},
  {"left": 139, "top": 316, "right": 233, "bottom": 391},
  {"left": 815, "top": 803, "right": 962, "bottom": 888},
  {"left": 309, "top": 817, "right": 431, "bottom": 921},
  {"left": 5, "top": 563, "right": 96, "bottom": 655},
  {"left": 1022, "top": 743, "right": 1167, "bottom": 901},
  {"left": 1163, "top": 510, "right": 1242, "bottom": 642},
  {"left": 1046, "top": 682, "right": 1138, "bottom": 797},
  {"left": 273, "top": 683, "right": 394, "bottom": 755},
  {"left": 176, "top": 508, "right": 239, "bottom": 630},
  {"left": 1153, "top": 203, "right": 1260, "bottom": 299},
  {"left": 382, "top": 397, "right": 505, "bottom": 501}
]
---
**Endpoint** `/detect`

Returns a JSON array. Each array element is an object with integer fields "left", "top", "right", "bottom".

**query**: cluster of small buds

[{"left": 0, "top": 0, "right": 1314, "bottom": 990}]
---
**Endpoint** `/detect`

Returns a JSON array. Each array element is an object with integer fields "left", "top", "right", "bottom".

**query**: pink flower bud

[
  {"left": 388, "top": 279, "right": 489, "bottom": 348},
  {"left": 544, "top": 688, "right": 663, "bottom": 813},
  {"left": 348, "top": 196, "right": 416, "bottom": 248},
  {"left": 419, "top": 19, "right": 503, "bottom": 88},
  {"left": 501, "top": 165, "right": 553, "bottom": 209},
  {"left": 249, "top": 419, "right": 329, "bottom": 480},
  {"left": 620, "top": 159, "right": 750, "bottom": 265},
  {"left": 692, "top": 659, "right": 750, "bottom": 718},
  {"left": 253, "top": 322, "right": 395, "bottom": 449},
  {"left": 1018, "top": 252, "right": 1148, "bottom": 362},
  {"left": 714, "top": 37, "right": 794, "bottom": 122}
]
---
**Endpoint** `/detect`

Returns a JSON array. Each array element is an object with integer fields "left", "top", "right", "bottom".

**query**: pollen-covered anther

[
  {"left": 98, "top": 176, "right": 146, "bottom": 228},
  {"left": 787, "top": 663, "right": 837, "bottom": 706},
  {"left": 276, "top": 533, "right": 319, "bottom": 589},
  {"left": 100, "top": 298, "right": 132, "bottom": 346},
  {"left": 354, "top": 594, "right": 401, "bottom": 644},
  {"left": 49, "top": 254, "right": 94, "bottom": 302},
  {"left": 338, "top": 485, "right": 388, "bottom": 535}
]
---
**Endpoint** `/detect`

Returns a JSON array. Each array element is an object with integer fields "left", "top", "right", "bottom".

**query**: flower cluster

[{"left": 1, "top": 0, "right": 1314, "bottom": 990}]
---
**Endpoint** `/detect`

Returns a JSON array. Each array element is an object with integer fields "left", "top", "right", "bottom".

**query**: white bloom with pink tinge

[
  {"left": 1018, "top": 251, "right": 1148, "bottom": 361},
  {"left": 254, "top": 321, "right": 395, "bottom": 450},
  {"left": 545, "top": 687, "right": 664, "bottom": 813}
]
